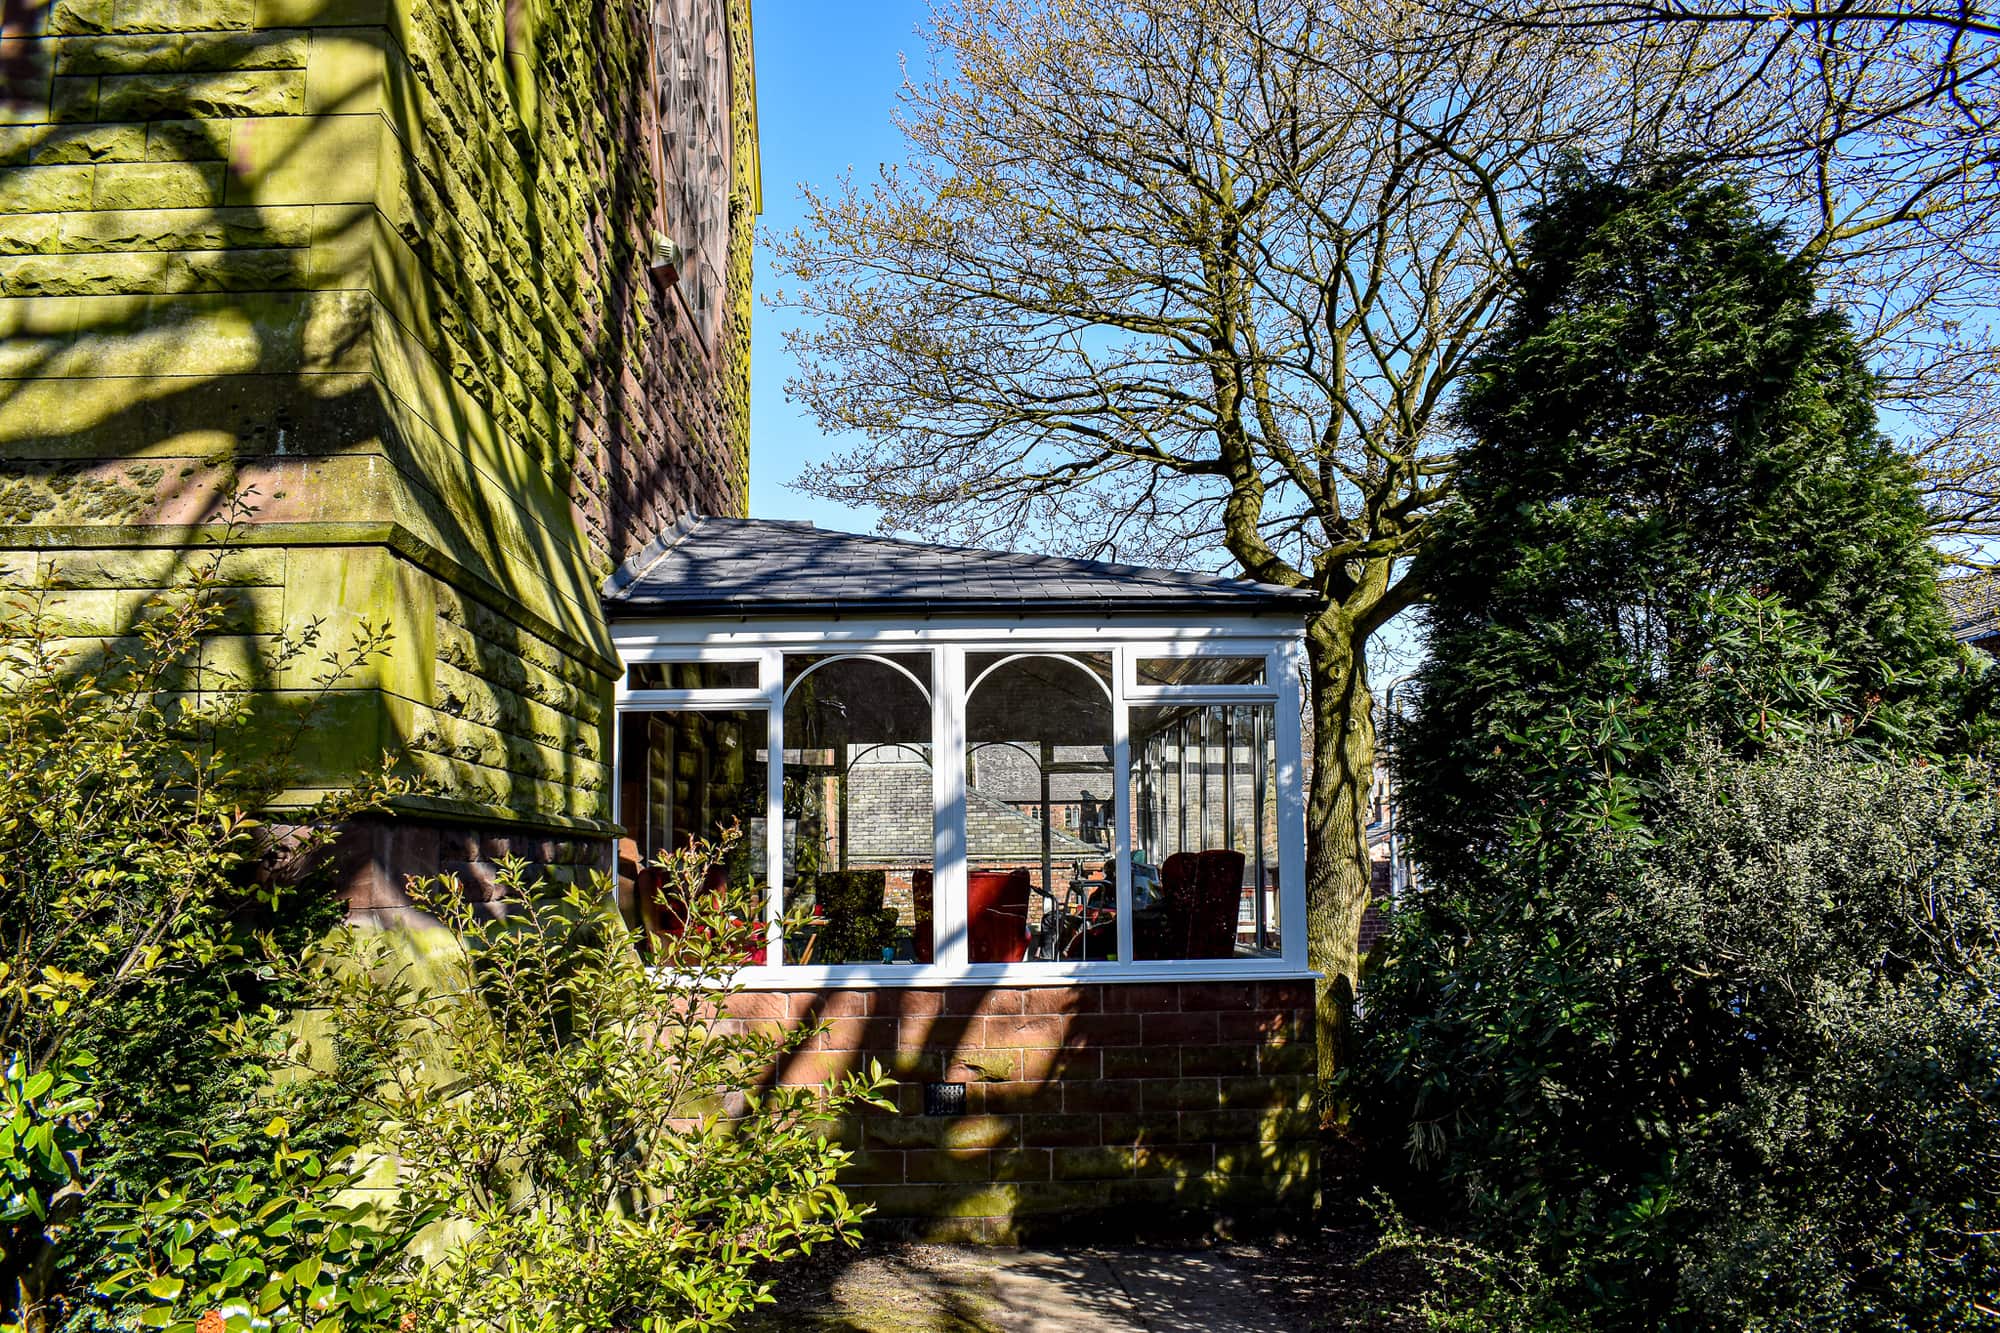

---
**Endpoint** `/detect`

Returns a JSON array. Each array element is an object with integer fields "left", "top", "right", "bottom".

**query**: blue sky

[{"left": 745, "top": 0, "right": 933, "bottom": 533}]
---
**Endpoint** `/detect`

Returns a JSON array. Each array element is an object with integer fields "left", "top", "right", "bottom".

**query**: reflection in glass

[
  {"left": 1135, "top": 656, "right": 1266, "bottom": 687},
  {"left": 626, "top": 660, "right": 758, "bottom": 690},
  {"left": 782, "top": 654, "right": 935, "bottom": 964},
  {"left": 615, "top": 708, "right": 769, "bottom": 961},
  {"left": 1130, "top": 703, "right": 1279, "bottom": 958},
  {"left": 965, "top": 653, "right": 1116, "bottom": 962}
]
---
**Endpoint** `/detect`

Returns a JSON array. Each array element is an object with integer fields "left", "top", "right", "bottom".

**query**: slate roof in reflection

[
  {"left": 1943, "top": 572, "right": 2000, "bottom": 646},
  {"left": 603, "top": 516, "right": 1317, "bottom": 616}
]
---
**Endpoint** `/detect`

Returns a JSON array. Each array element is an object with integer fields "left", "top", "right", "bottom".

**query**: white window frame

[{"left": 612, "top": 616, "right": 1311, "bottom": 986}]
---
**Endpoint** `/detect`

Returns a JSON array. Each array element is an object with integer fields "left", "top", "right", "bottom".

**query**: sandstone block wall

[
  {"left": 0, "top": 0, "right": 757, "bottom": 884},
  {"left": 723, "top": 981, "right": 1320, "bottom": 1241}
]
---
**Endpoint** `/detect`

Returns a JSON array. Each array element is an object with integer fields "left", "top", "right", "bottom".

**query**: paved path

[{"left": 750, "top": 1245, "right": 1303, "bottom": 1332}]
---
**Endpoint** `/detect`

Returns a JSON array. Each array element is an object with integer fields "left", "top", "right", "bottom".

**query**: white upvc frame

[{"left": 612, "top": 614, "right": 1311, "bottom": 986}]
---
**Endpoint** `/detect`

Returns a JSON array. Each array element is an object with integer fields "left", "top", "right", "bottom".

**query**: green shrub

[
  {"left": 1359, "top": 747, "right": 2000, "bottom": 1329},
  {"left": 4, "top": 524, "right": 894, "bottom": 1331},
  {"left": 1355, "top": 167, "right": 2000, "bottom": 1329},
  {"left": 0, "top": 1052, "right": 93, "bottom": 1275},
  {"left": 0, "top": 517, "right": 399, "bottom": 1331},
  {"left": 93, "top": 1116, "right": 426, "bottom": 1333},
  {"left": 296, "top": 843, "right": 893, "bottom": 1333}
]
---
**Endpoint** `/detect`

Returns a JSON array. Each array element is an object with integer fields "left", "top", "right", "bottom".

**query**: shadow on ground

[{"left": 744, "top": 1228, "right": 1432, "bottom": 1332}]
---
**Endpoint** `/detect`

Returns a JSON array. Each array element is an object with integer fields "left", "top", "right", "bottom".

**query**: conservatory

[
  {"left": 602, "top": 517, "right": 1321, "bottom": 1238},
  {"left": 604, "top": 517, "right": 1315, "bottom": 986}
]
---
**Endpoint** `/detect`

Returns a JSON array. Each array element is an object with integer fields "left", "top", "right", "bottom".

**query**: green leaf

[{"left": 218, "top": 1256, "right": 264, "bottom": 1289}]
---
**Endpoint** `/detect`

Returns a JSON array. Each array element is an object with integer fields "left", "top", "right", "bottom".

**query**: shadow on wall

[
  {"left": 0, "top": 0, "right": 718, "bottom": 830},
  {"left": 728, "top": 978, "right": 1319, "bottom": 1245}
]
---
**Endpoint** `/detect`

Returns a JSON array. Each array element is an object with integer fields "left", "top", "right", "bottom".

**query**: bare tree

[
  {"left": 770, "top": 0, "right": 2000, "bottom": 1065},
  {"left": 1445, "top": 0, "right": 2000, "bottom": 549}
]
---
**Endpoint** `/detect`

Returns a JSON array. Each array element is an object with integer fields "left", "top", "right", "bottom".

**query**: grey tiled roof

[
  {"left": 603, "top": 516, "right": 1317, "bottom": 617},
  {"left": 1943, "top": 573, "right": 2000, "bottom": 644}
]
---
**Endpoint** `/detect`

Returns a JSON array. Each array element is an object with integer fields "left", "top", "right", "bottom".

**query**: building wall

[
  {"left": 727, "top": 981, "right": 1319, "bottom": 1241},
  {"left": 0, "top": 0, "right": 756, "bottom": 889}
]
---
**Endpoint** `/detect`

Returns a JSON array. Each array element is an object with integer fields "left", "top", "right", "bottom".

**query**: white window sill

[{"left": 713, "top": 961, "right": 1319, "bottom": 989}]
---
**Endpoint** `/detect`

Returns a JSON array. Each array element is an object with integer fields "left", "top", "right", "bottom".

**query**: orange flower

[
  {"left": 194, "top": 1313, "right": 225, "bottom": 1333},
  {"left": 400, "top": 1313, "right": 419, "bottom": 1332}
]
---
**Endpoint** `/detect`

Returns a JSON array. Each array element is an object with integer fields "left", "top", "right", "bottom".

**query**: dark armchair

[{"left": 1134, "top": 849, "right": 1246, "bottom": 960}]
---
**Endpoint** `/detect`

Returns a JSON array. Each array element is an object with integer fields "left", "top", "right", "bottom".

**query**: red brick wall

[
  {"left": 722, "top": 981, "right": 1320, "bottom": 1242},
  {"left": 565, "top": 0, "right": 755, "bottom": 564},
  {"left": 1359, "top": 854, "right": 1394, "bottom": 954}
]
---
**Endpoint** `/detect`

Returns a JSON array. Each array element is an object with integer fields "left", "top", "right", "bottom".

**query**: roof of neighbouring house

[
  {"left": 603, "top": 516, "right": 1318, "bottom": 617},
  {"left": 1942, "top": 573, "right": 2000, "bottom": 646},
  {"left": 828, "top": 752, "right": 1107, "bottom": 864}
]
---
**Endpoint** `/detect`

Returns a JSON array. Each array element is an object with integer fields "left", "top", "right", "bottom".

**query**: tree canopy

[
  {"left": 772, "top": 0, "right": 2000, "bottom": 1061},
  {"left": 776, "top": 0, "right": 2000, "bottom": 565}
]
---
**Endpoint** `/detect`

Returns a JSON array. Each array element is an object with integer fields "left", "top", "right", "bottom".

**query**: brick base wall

[{"left": 725, "top": 982, "right": 1319, "bottom": 1242}]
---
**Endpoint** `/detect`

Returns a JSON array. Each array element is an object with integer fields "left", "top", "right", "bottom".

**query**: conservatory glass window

[
  {"left": 613, "top": 637, "right": 1304, "bottom": 982},
  {"left": 963, "top": 652, "right": 1117, "bottom": 963},
  {"left": 781, "top": 653, "right": 937, "bottom": 965}
]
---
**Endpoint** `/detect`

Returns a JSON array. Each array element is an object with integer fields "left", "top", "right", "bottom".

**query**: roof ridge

[
  {"left": 603, "top": 512, "right": 706, "bottom": 598},
  {"left": 1941, "top": 569, "right": 2000, "bottom": 640}
]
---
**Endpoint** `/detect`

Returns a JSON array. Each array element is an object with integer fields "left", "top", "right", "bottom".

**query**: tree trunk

[
  {"left": 1302, "top": 609, "right": 1377, "bottom": 1084},
  {"left": 4, "top": 1230, "right": 55, "bottom": 1333}
]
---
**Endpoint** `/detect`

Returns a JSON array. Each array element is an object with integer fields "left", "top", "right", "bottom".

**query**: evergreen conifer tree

[
  {"left": 1354, "top": 169, "right": 1998, "bottom": 1328},
  {"left": 1399, "top": 167, "right": 1961, "bottom": 883}
]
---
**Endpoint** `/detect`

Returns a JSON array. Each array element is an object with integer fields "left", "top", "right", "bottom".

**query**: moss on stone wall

[{"left": 0, "top": 0, "right": 759, "bottom": 837}]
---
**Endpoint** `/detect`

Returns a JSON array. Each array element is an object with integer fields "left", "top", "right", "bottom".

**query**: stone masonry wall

[
  {"left": 722, "top": 981, "right": 1319, "bottom": 1242},
  {"left": 336, "top": 813, "right": 613, "bottom": 926},
  {"left": 0, "top": 0, "right": 757, "bottom": 883}
]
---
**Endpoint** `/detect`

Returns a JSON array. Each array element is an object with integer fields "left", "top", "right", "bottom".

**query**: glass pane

[
  {"left": 965, "top": 653, "right": 1116, "bottom": 962},
  {"left": 1135, "top": 655, "right": 1265, "bottom": 687},
  {"left": 782, "top": 654, "right": 935, "bottom": 964},
  {"left": 1128, "top": 703, "right": 1279, "bottom": 959},
  {"left": 615, "top": 708, "right": 769, "bottom": 962},
  {"left": 626, "top": 660, "right": 759, "bottom": 691}
]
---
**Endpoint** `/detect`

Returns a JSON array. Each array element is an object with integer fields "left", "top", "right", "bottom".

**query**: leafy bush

[
  {"left": 0, "top": 517, "right": 399, "bottom": 1331},
  {"left": 0, "top": 1052, "right": 93, "bottom": 1273},
  {"left": 1353, "top": 168, "right": 2000, "bottom": 1328},
  {"left": 295, "top": 843, "right": 894, "bottom": 1333},
  {"left": 94, "top": 1116, "right": 425, "bottom": 1333},
  {"left": 4, "top": 523, "right": 893, "bottom": 1331},
  {"left": 1359, "top": 746, "right": 2000, "bottom": 1329}
]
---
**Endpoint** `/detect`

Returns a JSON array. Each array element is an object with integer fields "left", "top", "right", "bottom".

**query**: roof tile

[{"left": 603, "top": 517, "right": 1315, "bottom": 618}]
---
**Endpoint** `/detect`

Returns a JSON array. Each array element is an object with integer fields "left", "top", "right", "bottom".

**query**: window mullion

[
  {"left": 761, "top": 648, "right": 784, "bottom": 966},
  {"left": 1275, "top": 637, "right": 1309, "bottom": 969},
  {"left": 1112, "top": 648, "right": 1134, "bottom": 966},
  {"left": 933, "top": 646, "right": 969, "bottom": 968}
]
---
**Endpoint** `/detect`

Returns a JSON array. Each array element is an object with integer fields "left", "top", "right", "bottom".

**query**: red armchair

[
  {"left": 968, "top": 868, "right": 1032, "bottom": 963},
  {"left": 635, "top": 859, "right": 768, "bottom": 965},
  {"left": 912, "top": 867, "right": 1033, "bottom": 963}
]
